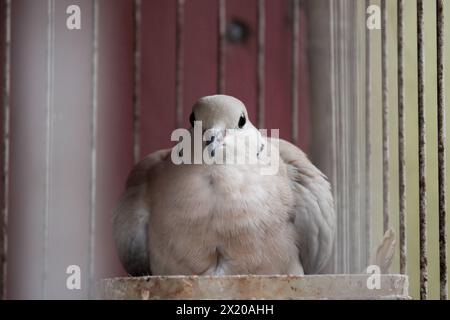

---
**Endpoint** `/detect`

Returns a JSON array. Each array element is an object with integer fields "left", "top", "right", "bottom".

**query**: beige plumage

[{"left": 113, "top": 95, "right": 336, "bottom": 276}]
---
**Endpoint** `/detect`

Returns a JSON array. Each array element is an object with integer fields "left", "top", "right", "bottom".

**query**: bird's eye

[
  {"left": 238, "top": 114, "right": 246, "bottom": 128},
  {"left": 189, "top": 112, "right": 196, "bottom": 127}
]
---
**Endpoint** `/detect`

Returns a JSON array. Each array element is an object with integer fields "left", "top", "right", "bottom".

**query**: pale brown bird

[{"left": 113, "top": 95, "right": 336, "bottom": 276}]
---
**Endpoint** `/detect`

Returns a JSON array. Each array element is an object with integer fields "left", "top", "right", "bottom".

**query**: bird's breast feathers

[{"left": 146, "top": 160, "right": 301, "bottom": 275}]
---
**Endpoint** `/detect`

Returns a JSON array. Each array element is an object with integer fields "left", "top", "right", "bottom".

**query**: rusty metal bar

[
  {"left": 417, "top": 0, "right": 428, "bottom": 300},
  {"left": 175, "top": 0, "right": 185, "bottom": 128},
  {"left": 381, "top": 0, "right": 389, "bottom": 234},
  {"left": 397, "top": 0, "right": 406, "bottom": 275},
  {"left": 256, "top": 0, "right": 265, "bottom": 129},
  {"left": 217, "top": 0, "right": 225, "bottom": 94},
  {"left": 43, "top": 0, "right": 55, "bottom": 299},
  {"left": 436, "top": 0, "right": 447, "bottom": 301},
  {"left": 364, "top": 0, "right": 371, "bottom": 266},
  {"left": 291, "top": 0, "right": 299, "bottom": 145},
  {"left": 1, "top": 0, "right": 11, "bottom": 300},
  {"left": 133, "top": 0, "right": 141, "bottom": 163}
]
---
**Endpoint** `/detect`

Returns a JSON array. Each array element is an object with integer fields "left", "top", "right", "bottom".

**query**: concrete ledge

[{"left": 101, "top": 274, "right": 410, "bottom": 300}]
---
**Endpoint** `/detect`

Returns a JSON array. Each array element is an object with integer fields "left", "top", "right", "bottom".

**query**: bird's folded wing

[
  {"left": 113, "top": 149, "right": 171, "bottom": 276},
  {"left": 277, "top": 138, "right": 336, "bottom": 274}
]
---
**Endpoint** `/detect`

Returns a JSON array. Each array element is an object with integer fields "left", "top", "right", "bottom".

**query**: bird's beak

[{"left": 204, "top": 127, "right": 225, "bottom": 158}]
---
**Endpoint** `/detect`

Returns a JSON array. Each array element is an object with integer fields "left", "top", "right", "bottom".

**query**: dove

[{"left": 113, "top": 95, "right": 336, "bottom": 276}]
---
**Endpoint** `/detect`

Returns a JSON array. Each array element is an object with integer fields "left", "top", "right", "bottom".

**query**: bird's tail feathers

[{"left": 365, "top": 228, "right": 396, "bottom": 274}]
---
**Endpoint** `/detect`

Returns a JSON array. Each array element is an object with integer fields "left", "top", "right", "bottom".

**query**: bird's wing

[
  {"left": 113, "top": 149, "right": 170, "bottom": 276},
  {"left": 277, "top": 138, "right": 336, "bottom": 274}
]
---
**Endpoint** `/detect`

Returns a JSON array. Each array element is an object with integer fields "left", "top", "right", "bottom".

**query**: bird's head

[{"left": 188, "top": 95, "right": 264, "bottom": 162}]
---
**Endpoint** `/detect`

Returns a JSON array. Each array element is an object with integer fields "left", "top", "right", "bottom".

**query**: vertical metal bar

[
  {"left": 345, "top": 0, "right": 352, "bottom": 273},
  {"left": 356, "top": 0, "right": 365, "bottom": 272},
  {"left": 339, "top": 0, "right": 349, "bottom": 274},
  {"left": 397, "top": 0, "right": 406, "bottom": 275},
  {"left": 417, "top": 0, "right": 428, "bottom": 300},
  {"left": 335, "top": 0, "right": 347, "bottom": 273},
  {"left": 364, "top": 0, "right": 372, "bottom": 266},
  {"left": 381, "top": 0, "right": 389, "bottom": 234},
  {"left": 175, "top": 0, "right": 184, "bottom": 128},
  {"left": 339, "top": 0, "right": 346, "bottom": 273},
  {"left": 348, "top": 0, "right": 355, "bottom": 272},
  {"left": 217, "top": 0, "right": 225, "bottom": 94},
  {"left": 1, "top": 0, "right": 11, "bottom": 300},
  {"left": 88, "top": 0, "right": 99, "bottom": 299},
  {"left": 340, "top": 0, "right": 346, "bottom": 272},
  {"left": 436, "top": 0, "right": 447, "bottom": 301},
  {"left": 291, "top": 0, "right": 299, "bottom": 145},
  {"left": 133, "top": 0, "right": 141, "bottom": 163},
  {"left": 43, "top": 0, "right": 55, "bottom": 299},
  {"left": 340, "top": 0, "right": 348, "bottom": 273},
  {"left": 357, "top": 0, "right": 367, "bottom": 271},
  {"left": 329, "top": 0, "right": 339, "bottom": 273},
  {"left": 348, "top": 0, "right": 360, "bottom": 274},
  {"left": 256, "top": 0, "right": 265, "bottom": 129}
]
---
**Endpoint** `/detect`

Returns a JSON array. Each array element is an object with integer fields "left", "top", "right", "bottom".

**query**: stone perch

[{"left": 101, "top": 274, "right": 410, "bottom": 300}]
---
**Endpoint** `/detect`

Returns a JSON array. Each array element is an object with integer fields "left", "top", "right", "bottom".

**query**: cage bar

[
  {"left": 381, "top": 0, "right": 389, "bottom": 234},
  {"left": 397, "top": 0, "right": 406, "bottom": 275},
  {"left": 291, "top": 0, "right": 299, "bottom": 145},
  {"left": 43, "top": 0, "right": 55, "bottom": 299},
  {"left": 1, "top": 0, "right": 11, "bottom": 300},
  {"left": 88, "top": 0, "right": 99, "bottom": 300},
  {"left": 356, "top": 0, "right": 366, "bottom": 272},
  {"left": 417, "top": 0, "right": 428, "bottom": 300},
  {"left": 217, "top": 0, "right": 225, "bottom": 94},
  {"left": 341, "top": 0, "right": 349, "bottom": 274},
  {"left": 330, "top": 0, "right": 344, "bottom": 273},
  {"left": 175, "top": 0, "right": 185, "bottom": 128},
  {"left": 333, "top": 0, "right": 352, "bottom": 274},
  {"left": 436, "top": 0, "right": 447, "bottom": 301},
  {"left": 341, "top": 0, "right": 348, "bottom": 273},
  {"left": 364, "top": 0, "right": 372, "bottom": 266},
  {"left": 328, "top": 0, "right": 339, "bottom": 273},
  {"left": 340, "top": 0, "right": 350, "bottom": 274},
  {"left": 133, "top": 0, "right": 141, "bottom": 163},
  {"left": 256, "top": 0, "right": 265, "bottom": 129},
  {"left": 348, "top": 0, "right": 361, "bottom": 273}
]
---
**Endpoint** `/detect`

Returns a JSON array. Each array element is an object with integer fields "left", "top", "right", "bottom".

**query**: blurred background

[{"left": 0, "top": 0, "right": 449, "bottom": 300}]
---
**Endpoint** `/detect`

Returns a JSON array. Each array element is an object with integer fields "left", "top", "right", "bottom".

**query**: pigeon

[{"left": 113, "top": 95, "right": 336, "bottom": 276}]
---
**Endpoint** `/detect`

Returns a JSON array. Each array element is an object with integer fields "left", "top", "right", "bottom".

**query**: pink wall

[
  {"left": 140, "top": 0, "right": 310, "bottom": 156},
  {"left": 94, "top": 0, "right": 135, "bottom": 287},
  {"left": 4, "top": 0, "right": 311, "bottom": 299},
  {"left": 8, "top": 0, "right": 55, "bottom": 299}
]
